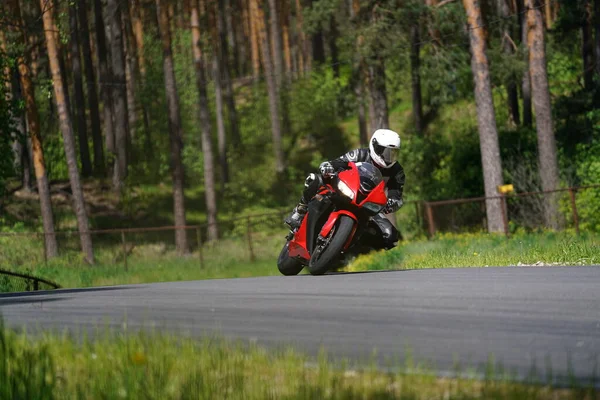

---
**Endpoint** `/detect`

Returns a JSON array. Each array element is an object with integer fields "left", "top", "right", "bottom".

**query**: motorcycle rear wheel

[
  {"left": 308, "top": 215, "right": 355, "bottom": 276},
  {"left": 277, "top": 241, "right": 305, "bottom": 276}
]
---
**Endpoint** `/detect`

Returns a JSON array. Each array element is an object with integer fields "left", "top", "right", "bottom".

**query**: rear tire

[
  {"left": 277, "top": 241, "right": 304, "bottom": 276},
  {"left": 308, "top": 215, "right": 355, "bottom": 276}
]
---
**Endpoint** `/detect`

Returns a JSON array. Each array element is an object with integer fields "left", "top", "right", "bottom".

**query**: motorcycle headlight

[
  {"left": 363, "top": 202, "right": 384, "bottom": 213},
  {"left": 337, "top": 180, "right": 355, "bottom": 199}
]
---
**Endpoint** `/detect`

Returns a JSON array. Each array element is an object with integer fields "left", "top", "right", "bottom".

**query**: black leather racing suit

[{"left": 301, "top": 148, "right": 405, "bottom": 249}]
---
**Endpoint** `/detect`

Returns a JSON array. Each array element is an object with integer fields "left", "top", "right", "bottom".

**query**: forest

[{"left": 0, "top": 0, "right": 599, "bottom": 264}]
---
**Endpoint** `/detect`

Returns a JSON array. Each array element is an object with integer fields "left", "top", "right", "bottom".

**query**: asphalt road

[{"left": 1, "top": 266, "right": 599, "bottom": 382}]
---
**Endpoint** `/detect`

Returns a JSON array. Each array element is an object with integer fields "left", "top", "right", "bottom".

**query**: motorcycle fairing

[
  {"left": 319, "top": 210, "right": 358, "bottom": 246},
  {"left": 288, "top": 195, "right": 333, "bottom": 260},
  {"left": 337, "top": 163, "right": 387, "bottom": 208}
]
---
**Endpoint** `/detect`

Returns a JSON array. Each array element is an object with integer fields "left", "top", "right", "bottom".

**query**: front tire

[
  {"left": 308, "top": 215, "right": 355, "bottom": 276},
  {"left": 277, "top": 241, "right": 304, "bottom": 276}
]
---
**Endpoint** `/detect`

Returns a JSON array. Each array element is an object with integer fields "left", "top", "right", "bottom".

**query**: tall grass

[{"left": 0, "top": 322, "right": 596, "bottom": 399}]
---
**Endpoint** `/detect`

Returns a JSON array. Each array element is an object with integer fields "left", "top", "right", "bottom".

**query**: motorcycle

[{"left": 278, "top": 161, "right": 389, "bottom": 276}]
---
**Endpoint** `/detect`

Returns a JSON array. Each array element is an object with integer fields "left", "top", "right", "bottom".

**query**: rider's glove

[
  {"left": 319, "top": 162, "right": 335, "bottom": 178},
  {"left": 383, "top": 198, "right": 403, "bottom": 214}
]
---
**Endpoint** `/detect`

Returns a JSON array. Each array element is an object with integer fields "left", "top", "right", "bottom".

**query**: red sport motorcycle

[{"left": 278, "top": 161, "right": 389, "bottom": 276}]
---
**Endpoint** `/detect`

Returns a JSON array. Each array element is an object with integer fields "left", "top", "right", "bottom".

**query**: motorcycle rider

[{"left": 284, "top": 128, "right": 405, "bottom": 250}]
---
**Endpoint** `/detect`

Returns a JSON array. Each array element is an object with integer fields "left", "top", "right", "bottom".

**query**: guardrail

[{"left": 0, "top": 268, "right": 61, "bottom": 293}]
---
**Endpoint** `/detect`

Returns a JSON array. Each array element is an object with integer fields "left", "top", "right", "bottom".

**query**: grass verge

[
  {"left": 344, "top": 231, "right": 600, "bottom": 272},
  {"left": 2, "top": 231, "right": 599, "bottom": 291},
  {"left": 1, "top": 322, "right": 596, "bottom": 399},
  {"left": 0, "top": 231, "right": 285, "bottom": 289}
]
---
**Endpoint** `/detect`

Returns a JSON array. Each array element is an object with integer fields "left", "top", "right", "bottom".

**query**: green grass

[
  {"left": 344, "top": 231, "right": 600, "bottom": 272},
  {"left": 1, "top": 322, "right": 596, "bottom": 399},
  {"left": 2, "top": 230, "right": 599, "bottom": 291},
  {"left": 0, "top": 230, "right": 286, "bottom": 289}
]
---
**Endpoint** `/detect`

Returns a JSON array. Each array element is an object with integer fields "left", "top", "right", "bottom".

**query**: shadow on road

[
  {"left": 0, "top": 285, "right": 139, "bottom": 299},
  {"left": 324, "top": 269, "right": 400, "bottom": 276},
  {"left": 0, "top": 296, "right": 72, "bottom": 306}
]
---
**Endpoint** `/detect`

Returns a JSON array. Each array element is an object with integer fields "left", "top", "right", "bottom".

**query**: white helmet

[{"left": 369, "top": 129, "right": 401, "bottom": 168}]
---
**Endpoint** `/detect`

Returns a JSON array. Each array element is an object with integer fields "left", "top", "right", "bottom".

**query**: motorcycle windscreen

[{"left": 356, "top": 162, "right": 383, "bottom": 193}]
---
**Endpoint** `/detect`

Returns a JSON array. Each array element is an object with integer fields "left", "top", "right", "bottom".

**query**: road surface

[{"left": 1, "top": 266, "right": 599, "bottom": 382}]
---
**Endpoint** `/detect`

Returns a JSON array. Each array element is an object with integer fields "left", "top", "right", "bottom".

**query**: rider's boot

[{"left": 284, "top": 201, "right": 308, "bottom": 230}]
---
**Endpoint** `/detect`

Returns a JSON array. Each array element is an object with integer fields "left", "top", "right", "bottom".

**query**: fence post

[
  {"left": 196, "top": 227, "right": 205, "bottom": 268},
  {"left": 413, "top": 202, "right": 420, "bottom": 234},
  {"left": 500, "top": 195, "right": 510, "bottom": 238},
  {"left": 425, "top": 202, "right": 435, "bottom": 238},
  {"left": 569, "top": 188, "right": 580, "bottom": 236},
  {"left": 121, "top": 230, "right": 128, "bottom": 272},
  {"left": 247, "top": 216, "right": 256, "bottom": 262}
]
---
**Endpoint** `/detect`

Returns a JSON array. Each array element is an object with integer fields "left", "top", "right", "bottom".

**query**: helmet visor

[{"left": 373, "top": 142, "right": 399, "bottom": 165}]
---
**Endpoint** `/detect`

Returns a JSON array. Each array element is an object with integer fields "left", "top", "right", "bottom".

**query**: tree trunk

[
  {"left": 355, "top": 64, "right": 368, "bottom": 147},
  {"left": 131, "top": 0, "right": 146, "bottom": 78},
  {"left": 329, "top": 14, "right": 340, "bottom": 78},
  {"left": 368, "top": 82, "right": 377, "bottom": 133},
  {"left": 20, "top": 140, "right": 33, "bottom": 192},
  {"left": 497, "top": 0, "right": 520, "bottom": 125},
  {"left": 3, "top": 16, "right": 58, "bottom": 257},
  {"left": 294, "top": 0, "right": 307, "bottom": 75},
  {"left": 268, "top": 0, "right": 284, "bottom": 89},
  {"left": 463, "top": 0, "right": 505, "bottom": 233},
  {"left": 367, "top": 61, "right": 389, "bottom": 130},
  {"left": 4, "top": 56, "right": 31, "bottom": 191},
  {"left": 526, "top": 0, "right": 562, "bottom": 230},
  {"left": 94, "top": 0, "right": 114, "bottom": 174},
  {"left": 595, "top": 0, "right": 600, "bottom": 77},
  {"left": 212, "top": 55, "right": 230, "bottom": 188},
  {"left": 209, "top": 3, "right": 230, "bottom": 187},
  {"left": 217, "top": 0, "right": 241, "bottom": 147},
  {"left": 156, "top": 0, "right": 189, "bottom": 254},
  {"left": 40, "top": 0, "right": 94, "bottom": 263},
  {"left": 520, "top": 0, "right": 532, "bottom": 127},
  {"left": 582, "top": 0, "right": 594, "bottom": 89},
  {"left": 281, "top": 0, "right": 292, "bottom": 79},
  {"left": 191, "top": 1, "right": 219, "bottom": 242},
  {"left": 69, "top": 3, "right": 93, "bottom": 177},
  {"left": 78, "top": 0, "right": 105, "bottom": 176},
  {"left": 240, "top": 0, "right": 251, "bottom": 75},
  {"left": 249, "top": 0, "right": 261, "bottom": 81},
  {"left": 223, "top": 0, "right": 240, "bottom": 76},
  {"left": 410, "top": 23, "right": 423, "bottom": 134},
  {"left": 545, "top": 0, "right": 552, "bottom": 29},
  {"left": 253, "top": 0, "right": 285, "bottom": 173},
  {"left": 312, "top": 29, "right": 326, "bottom": 65},
  {"left": 122, "top": 5, "right": 139, "bottom": 137},
  {"left": 106, "top": 0, "right": 129, "bottom": 194},
  {"left": 129, "top": 0, "right": 153, "bottom": 157},
  {"left": 18, "top": 68, "right": 58, "bottom": 258}
]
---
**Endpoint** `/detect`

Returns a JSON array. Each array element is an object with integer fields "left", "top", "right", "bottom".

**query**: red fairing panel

[
  {"left": 288, "top": 212, "right": 310, "bottom": 260},
  {"left": 337, "top": 164, "right": 360, "bottom": 204},
  {"left": 360, "top": 181, "right": 387, "bottom": 206},
  {"left": 319, "top": 210, "right": 357, "bottom": 238}
]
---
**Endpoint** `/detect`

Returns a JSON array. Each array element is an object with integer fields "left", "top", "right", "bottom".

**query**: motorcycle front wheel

[
  {"left": 277, "top": 241, "right": 305, "bottom": 276},
  {"left": 308, "top": 215, "right": 355, "bottom": 276}
]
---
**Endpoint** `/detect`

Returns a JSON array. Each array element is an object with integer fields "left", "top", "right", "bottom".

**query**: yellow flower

[{"left": 131, "top": 352, "right": 147, "bottom": 365}]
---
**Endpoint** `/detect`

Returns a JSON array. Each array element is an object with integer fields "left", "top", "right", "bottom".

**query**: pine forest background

[{"left": 0, "top": 0, "right": 599, "bottom": 263}]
